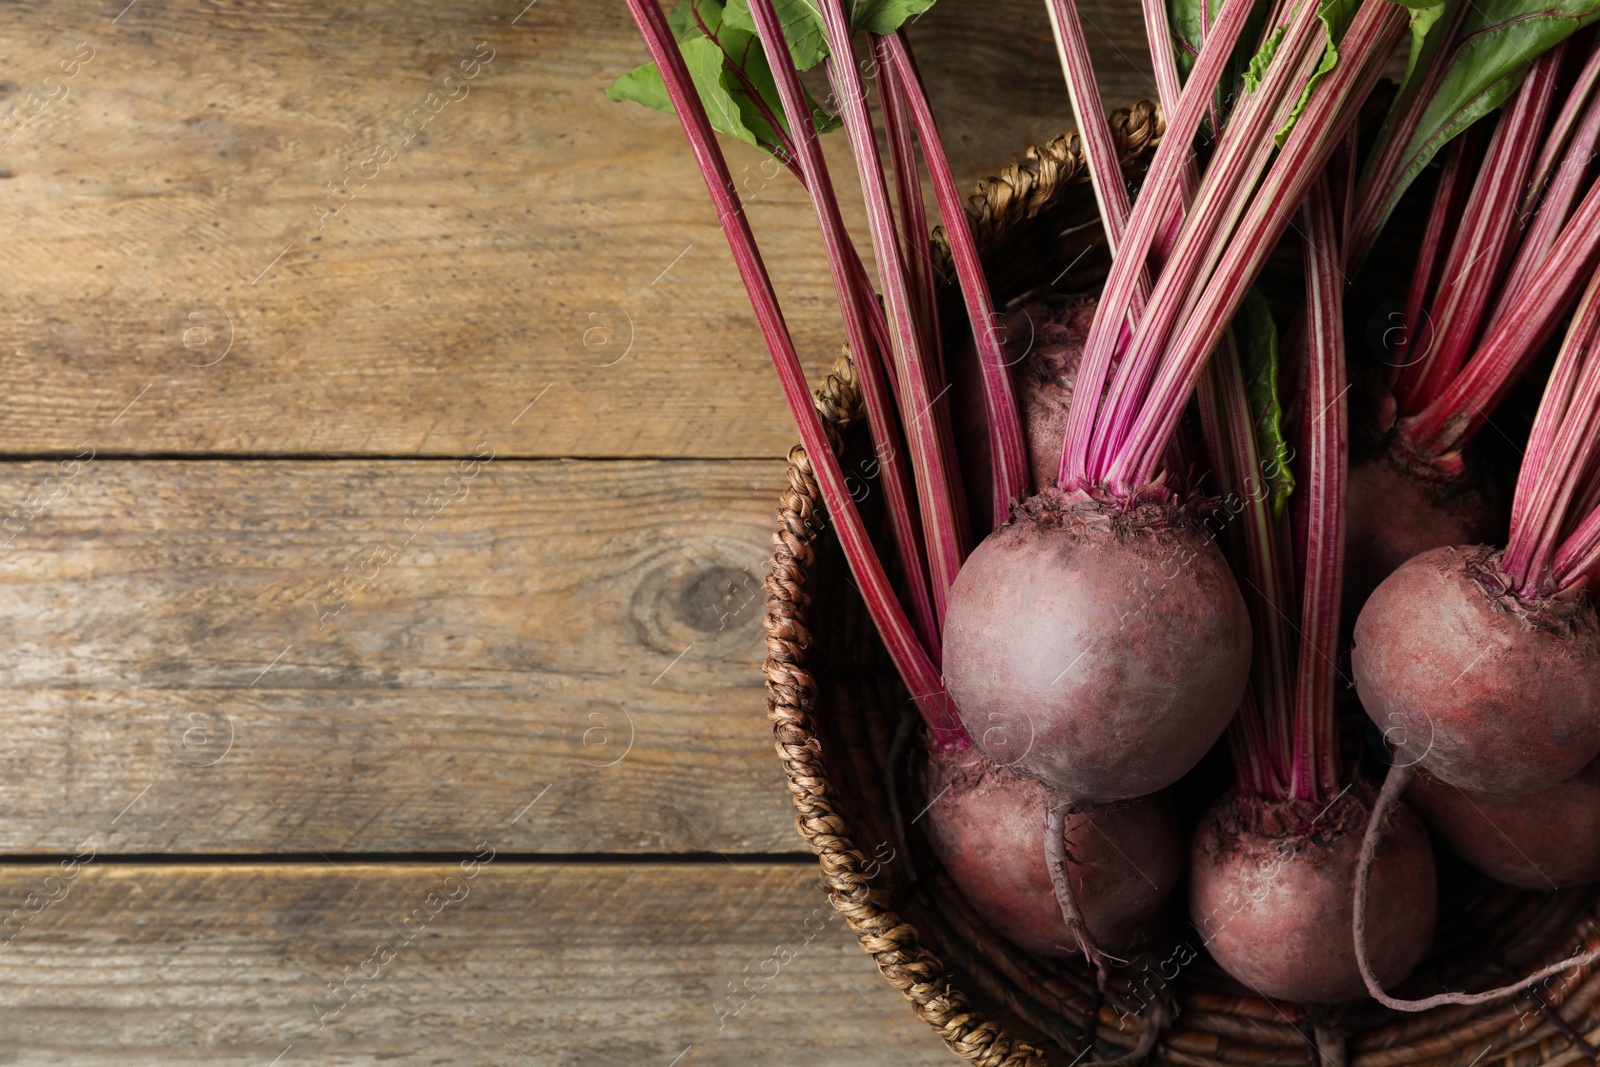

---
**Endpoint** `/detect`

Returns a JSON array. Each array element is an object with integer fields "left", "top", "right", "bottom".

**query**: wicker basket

[{"left": 760, "top": 104, "right": 1600, "bottom": 1067}]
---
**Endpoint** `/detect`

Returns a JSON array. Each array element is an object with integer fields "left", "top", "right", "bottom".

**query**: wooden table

[{"left": 0, "top": 2, "right": 1151, "bottom": 1061}]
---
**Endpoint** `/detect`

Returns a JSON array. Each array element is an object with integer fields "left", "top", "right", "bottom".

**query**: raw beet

[
  {"left": 942, "top": 490, "right": 1252, "bottom": 802},
  {"left": 1353, "top": 544, "right": 1600, "bottom": 794},
  {"left": 1408, "top": 760, "right": 1600, "bottom": 889},
  {"left": 923, "top": 744, "right": 1183, "bottom": 958},
  {"left": 952, "top": 294, "right": 1093, "bottom": 538},
  {"left": 1343, "top": 456, "right": 1503, "bottom": 619},
  {"left": 1189, "top": 789, "right": 1437, "bottom": 1004}
]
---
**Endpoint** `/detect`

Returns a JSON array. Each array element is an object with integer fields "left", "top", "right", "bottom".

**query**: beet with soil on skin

[
  {"left": 1353, "top": 544, "right": 1600, "bottom": 795},
  {"left": 1190, "top": 789, "right": 1437, "bottom": 1004},
  {"left": 923, "top": 743, "right": 1183, "bottom": 958},
  {"left": 1408, "top": 759, "right": 1600, "bottom": 889},
  {"left": 941, "top": 490, "right": 1252, "bottom": 803}
]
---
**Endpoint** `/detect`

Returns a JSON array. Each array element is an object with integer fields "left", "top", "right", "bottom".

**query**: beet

[
  {"left": 1343, "top": 456, "right": 1503, "bottom": 618},
  {"left": 1408, "top": 760, "right": 1600, "bottom": 889},
  {"left": 924, "top": 744, "right": 1183, "bottom": 958},
  {"left": 1353, "top": 544, "right": 1600, "bottom": 794},
  {"left": 953, "top": 294, "right": 1092, "bottom": 537},
  {"left": 942, "top": 490, "right": 1252, "bottom": 802},
  {"left": 1190, "top": 789, "right": 1437, "bottom": 1004}
]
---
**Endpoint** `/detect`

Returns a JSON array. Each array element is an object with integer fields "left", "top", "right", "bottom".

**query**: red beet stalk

[{"left": 622, "top": 0, "right": 967, "bottom": 745}]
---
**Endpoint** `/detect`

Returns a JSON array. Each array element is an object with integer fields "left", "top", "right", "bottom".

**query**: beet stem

[
  {"left": 1347, "top": 0, "right": 1474, "bottom": 268},
  {"left": 1394, "top": 50, "right": 1561, "bottom": 415},
  {"left": 745, "top": 0, "right": 943, "bottom": 655},
  {"left": 1387, "top": 138, "right": 1466, "bottom": 391},
  {"left": 1515, "top": 266, "right": 1600, "bottom": 591},
  {"left": 1491, "top": 43, "right": 1600, "bottom": 334},
  {"left": 1404, "top": 175, "right": 1600, "bottom": 459},
  {"left": 1044, "top": 0, "right": 1137, "bottom": 259},
  {"left": 880, "top": 33, "right": 1032, "bottom": 521},
  {"left": 1090, "top": 1, "right": 1328, "bottom": 485},
  {"left": 1113, "top": 2, "right": 1409, "bottom": 491},
  {"left": 621, "top": 0, "right": 968, "bottom": 746},
  {"left": 1293, "top": 174, "right": 1349, "bottom": 801},
  {"left": 817, "top": 0, "right": 971, "bottom": 621},
  {"left": 1055, "top": 0, "right": 1257, "bottom": 488},
  {"left": 874, "top": 36, "right": 942, "bottom": 373}
]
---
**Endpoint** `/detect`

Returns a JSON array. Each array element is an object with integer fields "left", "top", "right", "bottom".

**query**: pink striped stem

[
  {"left": 1520, "top": 41, "right": 1600, "bottom": 223},
  {"left": 1090, "top": 0, "right": 1330, "bottom": 485},
  {"left": 1404, "top": 176, "right": 1600, "bottom": 459},
  {"left": 1395, "top": 50, "right": 1559, "bottom": 414},
  {"left": 1502, "top": 264, "right": 1600, "bottom": 592},
  {"left": 1196, "top": 328, "right": 1301, "bottom": 800},
  {"left": 1389, "top": 137, "right": 1466, "bottom": 390},
  {"left": 622, "top": 0, "right": 968, "bottom": 745},
  {"left": 1492, "top": 46, "right": 1600, "bottom": 331},
  {"left": 1055, "top": 0, "right": 1258, "bottom": 487},
  {"left": 1554, "top": 501, "right": 1600, "bottom": 591},
  {"left": 875, "top": 34, "right": 942, "bottom": 376},
  {"left": 1348, "top": 0, "right": 1474, "bottom": 268},
  {"left": 1111, "top": 0, "right": 1409, "bottom": 491},
  {"left": 1291, "top": 173, "right": 1348, "bottom": 803},
  {"left": 817, "top": 0, "right": 970, "bottom": 622},
  {"left": 1045, "top": 0, "right": 1136, "bottom": 254},
  {"left": 881, "top": 33, "right": 1031, "bottom": 519},
  {"left": 744, "top": 0, "right": 941, "bottom": 656}
]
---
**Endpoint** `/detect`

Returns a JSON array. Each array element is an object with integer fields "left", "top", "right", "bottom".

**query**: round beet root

[
  {"left": 1189, "top": 790, "right": 1437, "bottom": 1004},
  {"left": 942, "top": 491, "right": 1252, "bottom": 801},
  {"left": 1409, "top": 760, "right": 1600, "bottom": 889},
  {"left": 923, "top": 745, "right": 1183, "bottom": 958},
  {"left": 1344, "top": 458, "right": 1502, "bottom": 620},
  {"left": 1353, "top": 545, "right": 1600, "bottom": 794}
]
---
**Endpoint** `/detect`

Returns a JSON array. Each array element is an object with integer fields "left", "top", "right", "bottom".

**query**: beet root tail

[
  {"left": 1046, "top": 800, "right": 1117, "bottom": 988},
  {"left": 1355, "top": 763, "right": 1600, "bottom": 1010}
]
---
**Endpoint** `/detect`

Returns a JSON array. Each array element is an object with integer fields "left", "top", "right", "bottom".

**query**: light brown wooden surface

[
  {"left": 0, "top": 862, "right": 951, "bottom": 1064},
  {"left": 0, "top": 0, "right": 1159, "bottom": 1060},
  {"left": 0, "top": 0, "right": 1152, "bottom": 459},
  {"left": 0, "top": 458, "right": 794, "bottom": 854}
]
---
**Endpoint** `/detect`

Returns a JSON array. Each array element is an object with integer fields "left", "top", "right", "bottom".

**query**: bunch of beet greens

[{"left": 613, "top": 0, "right": 1600, "bottom": 1019}]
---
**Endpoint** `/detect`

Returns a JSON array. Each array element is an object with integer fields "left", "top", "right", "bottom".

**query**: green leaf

[
  {"left": 852, "top": 0, "right": 937, "bottom": 33},
  {"left": 611, "top": 0, "right": 901, "bottom": 154},
  {"left": 606, "top": 61, "right": 675, "bottom": 115},
  {"left": 681, "top": 35, "right": 773, "bottom": 147},
  {"left": 1241, "top": 22, "right": 1285, "bottom": 93},
  {"left": 1274, "top": 0, "right": 1356, "bottom": 146},
  {"left": 1237, "top": 289, "right": 1295, "bottom": 518},
  {"left": 1363, "top": 0, "right": 1600, "bottom": 246},
  {"left": 610, "top": 0, "right": 841, "bottom": 155},
  {"left": 722, "top": 0, "right": 831, "bottom": 69}
]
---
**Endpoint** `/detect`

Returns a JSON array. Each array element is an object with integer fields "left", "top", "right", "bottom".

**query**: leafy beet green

[
  {"left": 609, "top": 0, "right": 937, "bottom": 156},
  {"left": 1353, "top": 0, "right": 1600, "bottom": 262},
  {"left": 606, "top": 0, "right": 839, "bottom": 153}
]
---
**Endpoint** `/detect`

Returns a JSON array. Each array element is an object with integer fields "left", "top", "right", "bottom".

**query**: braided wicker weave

[{"left": 761, "top": 104, "right": 1600, "bottom": 1067}]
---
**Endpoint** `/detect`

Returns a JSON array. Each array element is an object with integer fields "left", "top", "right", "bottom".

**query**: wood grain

[
  {"left": 0, "top": 0, "right": 1152, "bottom": 460},
  {"left": 0, "top": 457, "right": 809, "bottom": 854},
  {"left": 0, "top": 861, "right": 952, "bottom": 1064}
]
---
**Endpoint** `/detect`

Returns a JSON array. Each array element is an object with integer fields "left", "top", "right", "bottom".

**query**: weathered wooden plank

[
  {"left": 0, "top": 862, "right": 953, "bottom": 1064},
  {"left": 0, "top": 457, "right": 812, "bottom": 854},
  {"left": 0, "top": 0, "right": 1152, "bottom": 459}
]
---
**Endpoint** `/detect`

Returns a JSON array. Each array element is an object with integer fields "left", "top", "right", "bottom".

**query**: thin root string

[
  {"left": 1046, "top": 800, "right": 1115, "bottom": 989},
  {"left": 1355, "top": 763, "right": 1600, "bottom": 1010}
]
